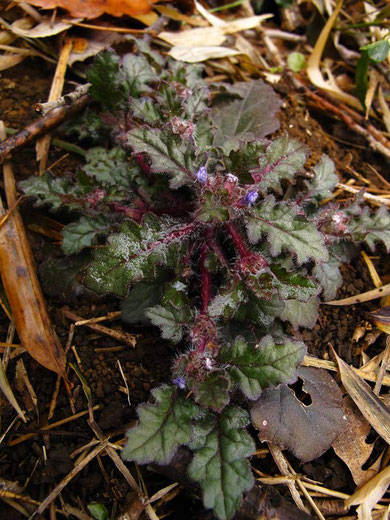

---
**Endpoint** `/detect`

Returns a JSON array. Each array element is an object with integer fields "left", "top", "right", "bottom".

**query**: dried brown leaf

[
  {"left": 345, "top": 465, "right": 390, "bottom": 520},
  {"left": 332, "top": 396, "right": 374, "bottom": 486},
  {"left": 17, "top": 0, "right": 159, "bottom": 19},
  {"left": 332, "top": 348, "right": 390, "bottom": 445}
]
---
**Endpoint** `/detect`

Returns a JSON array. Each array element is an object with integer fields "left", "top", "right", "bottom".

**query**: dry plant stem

[
  {"left": 62, "top": 19, "right": 156, "bottom": 34},
  {"left": 35, "top": 83, "right": 91, "bottom": 116},
  {"left": 302, "top": 85, "right": 390, "bottom": 161},
  {"left": 268, "top": 443, "right": 309, "bottom": 513},
  {"left": 0, "top": 94, "right": 89, "bottom": 164},
  {"left": 336, "top": 183, "right": 390, "bottom": 207},
  {"left": 374, "top": 336, "right": 390, "bottom": 395},
  {"left": 63, "top": 309, "right": 136, "bottom": 347},
  {"left": 8, "top": 405, "right": 100, "bottom": 446},
  {"left": 0, "top": 123, "right": 67, "bottom": 376},
  {"left": 285, "top": 460, "right": 326, "bottom": 520},
  {"left": 303, "top": 355, "right": 390, "bottom": 387},
  {"left": 36, "top": 37, "right": 73, "bottom": 174},
  {"left": 35, "top": 440, "right": 109, "bottom": 515}
]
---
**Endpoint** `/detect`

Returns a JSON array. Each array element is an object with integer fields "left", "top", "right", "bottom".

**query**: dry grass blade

[
  {"left": 332, "top": 347, "right": 390, "bottom": 445},
  {"left": 325, "top": 283, "right": 390, "bottom": 306},
  {"left": 307, "top": 0, "right": 362, "bottom": 110},
  {"left": 0, "top": 122, "right": 66, "bottom": 376},
  {"left": 0, "top": 358, "right": 26, "bottom": 422},
  {"left": 35, "top": 440, "right": 108, "bottom": 515},
  {"left": 345, "top": 465, "right": 390, "bottom": 519}
]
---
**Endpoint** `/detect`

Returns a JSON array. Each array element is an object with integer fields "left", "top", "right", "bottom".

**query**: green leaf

[
  {"left": 194, "top": 372, "right": 230, "bottom": 412},
  {"left": 62, "top": 216, "right": 110, "bottom": 255},
  {"left": 225, "top": 141, "right": 267, "bottom": 184},
  {"left": 236, "top": 292, "right": 285, "bottom": 328},
  {"left": 349, "top": 205, "right": 390, "bottom": 252},
  {"left": 194, "top": 115, "right": 213, "bottom": 151},
  {"left": 188, "top": 406, "right": 255, "bottom": 520},
  {"left": 212, "top": 80, "right": 283, "bottom": 154},
  {"left": 146, "top": 281, "right": 194, "bottom": 342},
  {"left": 126, "top": 127, "right": 198, "bottom": 188},
  {"left": 362, "top": 39, "right": 390, "bottom": 62},
  {"left": 251, "top": 367, "right": 344, "bottom": 462},
  {"left": 197, "top": 191, "right": 229, "bottom": 223},
  {"left": 313, "top": 257, "right": 342, "bottom": 300},
  {"left": 208, "top": 282, "right": 248, "bottom": 319},
  {"left": 287, "top": 52, "right": 306, "bottom": 72},
  {"left": 272, "top": 266, "right": 320, "bottom": 302},
  {"left": 131, "top": 97, "right": 161, "bottom": 124},
  {"left": 219, "top": 336, "right": 306, "bottom": 400},
  {"left": 84, "top": 215, "right": 190, "bottom": 297},
  {"left": 87, "top": 50, "right": 126, "bottom": 109},
  {"left": 246, "top": 196, "right": 328, "bottom": 265},
  {"left": 121, "top": 54, "right": 155, "bottom": 96},
  {"left": 280, "top": 297, "right": 319, "bottom": 329},
  {"left": 121, "top": 275, "right": 168, "bottom": 325},
  {"left": 185, "top": 87, "right": 210, "bottom": 118},
  {"left": 122, "top": 385, "right": 200, "bottom": 465},
  {"left": 355, "top": 50, "right": 370, "bottom": 108},
  {"left": 250, "top": 137, "right": 307, "bottom": 193},
  {"left": 87, "top": 503, "right": 109, "bottom": 520},
  {"left": 83, "top": 147, "right": 138, "bottom": 188},
  {"left": 306, "top": 155, "right": 339, "bottom": 199}
]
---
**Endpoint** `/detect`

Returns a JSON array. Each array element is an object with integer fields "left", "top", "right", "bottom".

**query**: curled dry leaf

[
  {"left": 332, "top": 348, "right": 390, "bottom": 445},
  {"left": 251, "top": 367, "right": 344, "bottom": 462},
  {"left": 325, "top": 282, "right": 390, "bottom": 306},
  {"left": 332, "top": 396, "right": 374, "bottom": 486},
  {"left": 17, "top": 0, "right": 159, "bottom": 19},
  {"left": 345, "top": 465, "right": 390, "bottom": 520},
  {"left": 3, "top": 15, "right": 77, "bottom": 38}
]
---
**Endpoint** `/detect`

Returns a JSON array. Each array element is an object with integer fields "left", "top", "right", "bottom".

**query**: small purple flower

[
  {"left": 172, "top": 376, "right": 186, "bottom": 390},
  {"left": 195, "top": 166, "right": 207, "bottom": 184},
  {"left": 242, "top": 190, "right": 259, "bottom": 206}
]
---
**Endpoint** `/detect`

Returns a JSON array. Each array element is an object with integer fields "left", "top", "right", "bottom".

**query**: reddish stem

[
  {"left": 200, "top": 242, "right": 211, "bottom": 314},
  {"left": 226, "top": 222, "right": 251, "bottom": 258}
]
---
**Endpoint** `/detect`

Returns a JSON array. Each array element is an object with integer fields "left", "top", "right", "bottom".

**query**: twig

[
  {"left": 8, "top": 405, "right": 100, "bottom": 446},
  {"left": 0, "top": 95, "right": 89, "bottom": 164},
  {"left": 62, "top": 309, "right": 136, "bottom": 347},
  {"left": 35, "top": 83, "right": 91, "bottom": 117},
  {"left": 336, "top": 183, "right": 390, "bottom": 207},
  {"left": 36, "top": 37, "right": 73, "bottom": 173}
]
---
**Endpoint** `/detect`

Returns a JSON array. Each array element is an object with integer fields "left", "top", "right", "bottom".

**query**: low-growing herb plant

[{"left": 21, "top": 41, "right": 390, "bottom": 520}]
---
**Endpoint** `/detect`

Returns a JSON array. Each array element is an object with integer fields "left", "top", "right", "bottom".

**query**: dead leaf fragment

[
  {"left": 2, "top": 15, "right": 77, "bottom": 38},
  {"left": 345, "top": 465, "right": 390, "bottom": 520},
  {"left": 332, "top": 348, "right": 390, "bottom": 445},
  {"left": 16, "top": 0, "right": 159, "bottom": 19},
  {"left": 332, "top": 396, "right": 374, "bottom": 486},
  {"left": 168, "top": 46, "right": 240, "bottom": 63},
  {"left": 251, "top": 367, "right": 344, "bottom": 462}
]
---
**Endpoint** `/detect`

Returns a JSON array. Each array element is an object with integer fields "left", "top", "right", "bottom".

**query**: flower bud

[{"left": 195, "top": 166, "right": 208, "bottom": 184}]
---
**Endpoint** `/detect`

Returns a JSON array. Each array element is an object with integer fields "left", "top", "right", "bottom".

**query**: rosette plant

[{"left": 21, "top": 41, "right": 390, "bottom": 520}]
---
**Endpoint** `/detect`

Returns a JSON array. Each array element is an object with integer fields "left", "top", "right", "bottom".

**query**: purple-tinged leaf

[
  {"left": 212, "top": 80, "right": 283, "bottom": 155},
  {"left": 251, "top": 367, "right": 344, "bottom": 462}
]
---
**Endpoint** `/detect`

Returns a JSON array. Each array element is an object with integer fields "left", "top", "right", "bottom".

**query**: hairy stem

[
  {"left": 226, "top": 222, "right": 251, "bottom": 258},
  {"left": 200, "top": 242, "right": 211, "bottom": 314}
]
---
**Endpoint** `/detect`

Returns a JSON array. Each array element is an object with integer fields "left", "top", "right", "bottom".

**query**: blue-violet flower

[
  {"left": 195, "top": 166, "right": 207, "bottom": 184},
  {"left": 242, "top": 190, "right": 259, "bottom": 206},
  {"left": 172, "top": 376, "right": 186, "bottom": 390}
]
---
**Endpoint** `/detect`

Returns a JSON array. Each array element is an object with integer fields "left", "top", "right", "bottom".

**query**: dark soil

[{"left": 0, "top": 56, "right": 388, "bottom": 520}]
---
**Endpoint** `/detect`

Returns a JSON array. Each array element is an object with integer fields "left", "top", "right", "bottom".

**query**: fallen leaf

[
  {"left": 332, "top": 396, "right": 374, "bottom": 486},
  {"left": 332, "top": 348, "right": 390, "bottom": 445},
  {"left": 16, "top": 0, "right": 159, "bottom": 19},
  {"left": 2, "top": 15, "right": 77, "bottom": 38},
  {"left": 68, "top": 31, "right": 125, "bottom": 66},
  {"left": 345, "top": 465, "right": 390, "bottom": 520},
  {"left": 251, "top": 367, "right": 344, "bottom": 462},
  {"left": 0, "top": 54, "right": 25, "bottom": 71},
  {"left": 366, "top": 306, "right": 390, "bottom": 334},
  {"left": 168, "top": 46, "right": 240, "bottom": 63},
  {"left": 0, "top": 358, "right": 26, "bottom": 422}
]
